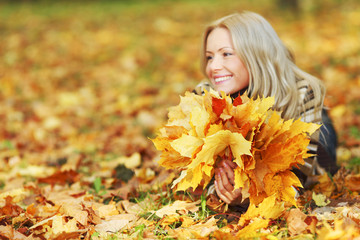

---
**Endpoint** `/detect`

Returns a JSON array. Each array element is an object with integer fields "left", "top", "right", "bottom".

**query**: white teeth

[{"left": 214, "top": 76, "right": 232, "bottom": 83}]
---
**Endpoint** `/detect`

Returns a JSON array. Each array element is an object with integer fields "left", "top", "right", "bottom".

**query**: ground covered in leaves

[{"left": 0, "top": 0, "right": 360, "bottom": 239}]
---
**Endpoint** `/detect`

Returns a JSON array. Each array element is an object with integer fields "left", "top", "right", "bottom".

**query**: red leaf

[
  {"left": 212, "top": 97, "right": 226, "bottom": 117},
  {"left": 239, "top": 122, "right": 251, "bottom": 138},
  {"left": 233, "top": 96, "right": 243, "bottom": 106}
]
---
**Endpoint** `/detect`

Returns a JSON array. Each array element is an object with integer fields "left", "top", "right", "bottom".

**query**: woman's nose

[{"left": 209, "top": 55, "right": 223, "bottom": 71}]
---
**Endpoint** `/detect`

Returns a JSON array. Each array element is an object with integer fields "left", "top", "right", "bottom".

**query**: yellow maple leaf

[
  {"left": 152, "top": 137, "right": 192, "bottom": 169},
  {"left": 233, "top": 196, "right": 285, "bottom": 238},
  {"left": 262, "top": 134, "right": 310, "bottom": 172},
  {"left": 159, "top": 215, "right": 194, "bottom": 228},
  {"left": 233, "top": 167, "right": 249, "bottom": 190},
  {"left": 167, "top": 216, "right": 219, "bottom": 240},
  {"left": 314, "top": 173, "right": 336, "bottom": 197},
  {"left": 273, "top": 118, "right": 320, "bottom": 144},
  {"left": 262, "top": 171, "right": 301, "bottom": 206},
  {"left": 169, "top": 134, "right": 204, "bottom": 158},
  {"left": 163, "top": 125, "right": 188, "bottom": 139},
  {"left": 253, "top": 111, "right": 290, "bottom": 149},
  {"left": 175, "top": 130, "right": 252, "bottom": 191},
  {"left": 279, "top": 171, "right": 303, "bottom": 203},
  {"left": 189, "top": 106, "right": 210, "bottom": 138},
  {"left": 232, "top": 96, "right": 274, "bottom": 130},
  {"left": 312, "top": 192, "right": 330, "bottom": 207},
  {"left": 168, "top": 92, "right": 204, "bottom": 130},
  {"left": 239, "top": 195, "right": 285, "bottom": 225},
  {"left": 236, "top": 218, "right": 270, "bottom": 238},
  {"left": 188, "top": 130, "right": 252, "bottom": 170},
  {"left": 317, "top": 219, "right": 360, "bottom": 239},
  {"left": 206, "top": 122, "right": 224, "bottom": 136}
]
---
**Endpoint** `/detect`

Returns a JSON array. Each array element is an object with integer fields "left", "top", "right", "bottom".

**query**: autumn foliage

[
  {"left": 152, "top": 90, "right": 319, "bottom": 207},
  {"left": 0, "top": 0, "right": 360, "bottom": 239}
]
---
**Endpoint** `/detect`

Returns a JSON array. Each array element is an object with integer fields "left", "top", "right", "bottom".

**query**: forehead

[{"left": 206, "top": 27, "right": 234, "bottom": 50}]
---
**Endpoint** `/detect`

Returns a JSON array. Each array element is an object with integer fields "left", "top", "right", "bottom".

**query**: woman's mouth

[{"left": 214, "top": 75, "right": 232, "bottom": 84}]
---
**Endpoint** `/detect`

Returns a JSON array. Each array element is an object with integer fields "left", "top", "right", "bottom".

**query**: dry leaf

[
  {"left": 167, "top": 216, "right": 218, "bottom": 239},
  {"left": 38, "top": 170, "right": 80, "bottom": 186},
  {"left": 95, "top": 219, "right": 130, "bottom": 233},
  {"left": 0, "top": 225, "right": 30, "bottom": 240},
  {"left": 345, "top": 174, "right": 360, "bottom": 192},
  {"left": 285, "top": 208, "right": 308, "bottom": 235},
  {"left": 312, "top": 192, "right": 330, "bottom": 207},
  {"left": 152, "top": 200, "right": 200, "bottom": 218}
]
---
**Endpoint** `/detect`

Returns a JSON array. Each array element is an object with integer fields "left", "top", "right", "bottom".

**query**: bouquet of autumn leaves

[{"left": 151, "top": 90, "right": 320, "bottom": 208}]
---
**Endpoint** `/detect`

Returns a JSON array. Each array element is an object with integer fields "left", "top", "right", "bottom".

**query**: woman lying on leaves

[{"left": 192, "top": 11, "right": 339, "bottom": 210}]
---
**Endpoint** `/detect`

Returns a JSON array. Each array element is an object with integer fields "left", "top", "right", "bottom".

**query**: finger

[
  {"left": 214, "top": 180, "right": 231, "bottom": 204},
  {"left": 225, "top": 160, "right": 237, "bottom": 169},
  {"left": 219, "top": 169, "right": 234, "bottom": 192},
  {"left": 216, "top": 171, "right": 233, "bottom": 201},
  {"left": 214, "top": 168, "right": 219, "bottom": 182},
  {"left": 232, "top": 188, "right": 242, "bottom": 197},
  {"left": 217, "top": 181, "right": 243, "bottom": 205},
  {"left": 222, "top": 162, "right": 235, "bottom": 185},
  {"left": 217, "top": 170, "right": 236, "bottom": 202},
  {"left": 219, "top": 159, "right": 236, "bottom": 169}
]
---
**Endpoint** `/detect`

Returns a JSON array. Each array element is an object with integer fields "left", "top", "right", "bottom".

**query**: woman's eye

[
  {"left": 224, "top": 52, "right": 232, "bottom": 57},
  {"left": 206, "top": 56, "right": 213, "bottom": 61}
]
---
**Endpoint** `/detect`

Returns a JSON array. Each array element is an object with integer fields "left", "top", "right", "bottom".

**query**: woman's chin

[{"left": 215, "top": 87, "right": 233, "bottom": 95}]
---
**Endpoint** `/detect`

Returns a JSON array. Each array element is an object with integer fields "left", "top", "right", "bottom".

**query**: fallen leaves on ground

[{"left": 0, "top": 0, "right": 360, "bottom": 239}]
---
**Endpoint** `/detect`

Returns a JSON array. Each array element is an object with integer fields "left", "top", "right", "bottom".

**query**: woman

[{"left": 193, "top": 11, "right": 338, "bottom": 206}]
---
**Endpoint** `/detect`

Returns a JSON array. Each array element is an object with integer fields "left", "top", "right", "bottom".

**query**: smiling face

[{"left": 205, "top": 27, "right": 249, "bottom": 95}]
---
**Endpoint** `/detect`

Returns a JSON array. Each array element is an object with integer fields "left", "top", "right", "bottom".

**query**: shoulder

[
  {"left": 192, "top": 81, "right": 213, "bottom": 96},
  {"left": 296, "top": 79, "right": 315, "bottom": 104},
  {"left": 296, "top": 79, "right": 322, "bottom": 124}
]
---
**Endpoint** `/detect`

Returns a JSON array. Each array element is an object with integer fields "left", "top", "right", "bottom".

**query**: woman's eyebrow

[
  {"left": 220, "top": 47, "right": 233, "bottom": 50},
  {"left": 206, "top": 47, "right": 233, "bottom": 53}
]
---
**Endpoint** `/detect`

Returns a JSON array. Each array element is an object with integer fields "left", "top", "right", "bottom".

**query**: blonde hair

[{"left": 200, "top": 11, "right": 325, "bottom": 120}]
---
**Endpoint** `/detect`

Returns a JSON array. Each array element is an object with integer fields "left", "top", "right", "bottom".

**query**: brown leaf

[
  {"left": 52, "top": 231, "right": 83, "bottom": 240},
  {"left": 345, "top": 174, "right": 360, "bottom": 192},
  {"left": 152, "top": 200, "right": 200, "bottom": 218},
  {"left": 95, "top": 219, "right": 130, "bottom": 233},
  {"left": 0, "top": 196, "right": 24, "bottom": 217},
  {"left": 285, "top": 208, "right": 308, "bottom": 236},
  {"left": 206, "top": 194, "right": 227, "bottom": 213},
  {"left": 37, "top": 170, "right": 80, "bottom": 186},
  {"left": 0, "top": 225, "right": 29, "bottom": 240},
  {"left": 304, "top": 216, "right": 318, "bottom": 234}
]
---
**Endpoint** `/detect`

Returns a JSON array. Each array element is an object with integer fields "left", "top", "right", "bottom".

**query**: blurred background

[{"left": 0, "top": 0, "right": 359, "bottom": 172}]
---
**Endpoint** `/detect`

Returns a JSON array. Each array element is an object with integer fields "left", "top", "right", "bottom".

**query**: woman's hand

[{"left": 214, "top": 159, "right": 243, "bottom": 206}]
